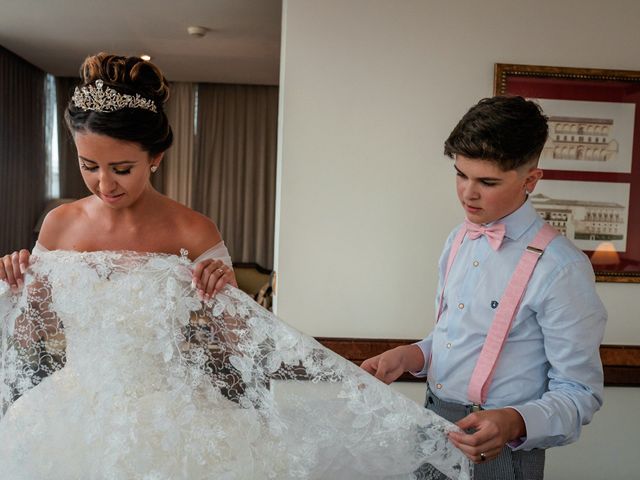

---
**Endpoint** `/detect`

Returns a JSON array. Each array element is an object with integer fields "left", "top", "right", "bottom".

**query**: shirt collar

[{"left": 486, "top": 198, "right": 538, "bottom": 241}]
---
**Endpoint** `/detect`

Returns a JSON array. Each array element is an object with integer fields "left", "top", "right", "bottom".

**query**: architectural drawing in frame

[
  {"left": 532, "top": 179, "right": 630, "bottom": 252},
  {"left": 536, "top": 98, "right": 635, "bottom": 174}
]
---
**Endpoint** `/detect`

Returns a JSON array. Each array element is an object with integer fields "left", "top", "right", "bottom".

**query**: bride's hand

[
  {"left": 0, "top": 249, "right": 30, "bottom": 292},
  {"left": 192, "top": 259, "right": 236, "bottom": 300}
]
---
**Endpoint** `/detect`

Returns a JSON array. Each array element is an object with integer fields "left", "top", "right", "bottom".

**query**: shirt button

[
  {"left": 473, "top": 260, "right": 479, "bottom": 267},
  {"left": 436, "top": 383, "right": 443, "bottom": 389},
  {"left": 446, "top": 342, "right": 452, "bottom": 349},
  {"left": 458, "top": 303, "right": 464, "bottom": 309}
]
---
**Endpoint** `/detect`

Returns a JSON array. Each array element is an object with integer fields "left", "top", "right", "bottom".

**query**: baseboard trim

[{"left": 315, "top": 338, "right": 640, "bottom": 387}]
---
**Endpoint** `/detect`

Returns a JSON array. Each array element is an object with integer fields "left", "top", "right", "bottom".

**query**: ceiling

[{"left": 0, "top": 0, "right": 282, "bottom": 85}]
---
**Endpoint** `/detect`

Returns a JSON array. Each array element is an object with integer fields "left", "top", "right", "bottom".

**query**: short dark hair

[
  {"left": 444, "top": 96, "right": 548, "bottom": 170},
  {"left": 65, "top": 53, "right": 173, "bottom": 156}
]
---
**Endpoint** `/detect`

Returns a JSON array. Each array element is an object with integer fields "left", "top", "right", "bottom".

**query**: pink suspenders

[{"left": 434, "top": 222, "right": 559, "bottom": 406}]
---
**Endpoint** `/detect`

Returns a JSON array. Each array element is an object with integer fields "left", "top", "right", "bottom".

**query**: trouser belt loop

[{"left": 427, "top": 386, "right": 484, "bottom": 418}]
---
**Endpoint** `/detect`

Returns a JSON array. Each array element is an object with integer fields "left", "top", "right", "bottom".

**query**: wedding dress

[{"left": 0, "top": 246, "right": 470, "bottom": 480}]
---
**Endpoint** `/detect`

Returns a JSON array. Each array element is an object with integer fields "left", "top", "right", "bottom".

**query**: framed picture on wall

[{"left": 494, "top": 63, "right": 640, "bottom": 283}]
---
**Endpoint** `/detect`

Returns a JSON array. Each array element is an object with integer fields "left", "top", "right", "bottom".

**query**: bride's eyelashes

[{"left": 80, "top": 163, "right": 133, "bottom": 175}]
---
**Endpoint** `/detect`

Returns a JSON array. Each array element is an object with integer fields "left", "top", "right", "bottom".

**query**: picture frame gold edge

[{"left": 494, "top": 62, "right": 640, "bottom": 96}]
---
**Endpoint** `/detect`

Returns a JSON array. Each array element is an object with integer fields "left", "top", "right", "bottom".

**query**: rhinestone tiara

[{"left": 71, "top": 79, "right": 158, "bottom": 113}]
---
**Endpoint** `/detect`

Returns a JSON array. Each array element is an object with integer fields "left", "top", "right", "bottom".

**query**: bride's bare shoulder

[
  {"left": 168, "top": 201, "right": 222, "bottom": 259},
  {"left": 38, "top": 199, "right": 91, "bottom": 249}
]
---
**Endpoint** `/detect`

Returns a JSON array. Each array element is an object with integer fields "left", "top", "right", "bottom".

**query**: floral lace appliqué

[{"left": 0, "top": 250, "right": 470, "bottom": 480}]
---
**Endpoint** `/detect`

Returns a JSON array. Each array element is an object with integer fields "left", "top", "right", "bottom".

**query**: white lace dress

[{"left": 0, "top": 247, "right": 470, "bottom": 480}]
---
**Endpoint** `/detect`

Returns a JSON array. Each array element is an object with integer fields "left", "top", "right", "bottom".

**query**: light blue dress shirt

[{"left": 414, "top": 199, "right": 607, "bottom": 451}]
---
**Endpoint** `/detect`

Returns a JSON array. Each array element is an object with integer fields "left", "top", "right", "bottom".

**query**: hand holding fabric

[
  {"left": 191, "top": 258, "right": 237, "bottom": 299},
  {"left": 360, "top": 344, "right": 425, "bottom": 384},
  {"left": 448, "top": 407, "right": 526, "bottom": 464},
  {"left": 0, "top": 249, "right": 30, "bottom": 292}
]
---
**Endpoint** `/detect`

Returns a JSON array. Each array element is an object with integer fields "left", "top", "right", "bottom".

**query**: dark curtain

[
  {"left": 55, "top": 76, "right": 88, "bottom": 199},
  {"left": 0, "top": 46, "right": 47, "bottom": 253},
  {"left": 159, "top": 82, "right": 196, "bottom": 205},
  {"left": 193, "top": 84, "right": 278, "bottom": 269}
]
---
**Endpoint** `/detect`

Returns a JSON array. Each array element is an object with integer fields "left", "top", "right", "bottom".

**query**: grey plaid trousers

[{"left": 415, "top": 387, "right": 545, "bottom": 480}]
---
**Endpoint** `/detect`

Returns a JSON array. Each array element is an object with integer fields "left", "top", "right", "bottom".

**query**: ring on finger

[
  {"left": 479, "top": 452, "right": 486, "bottom": 462},
  {"left": 217, "top": 268, "right": 224, "bottom": 276}
]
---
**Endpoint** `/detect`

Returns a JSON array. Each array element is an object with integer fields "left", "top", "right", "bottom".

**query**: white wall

[{"left": 275, "top": 0, "right": 640, "bottom": 478}]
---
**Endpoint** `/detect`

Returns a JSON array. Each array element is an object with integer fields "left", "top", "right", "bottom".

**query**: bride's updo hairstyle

[{"left": 65, "top": 53, "right": 173, "bottom": 155}]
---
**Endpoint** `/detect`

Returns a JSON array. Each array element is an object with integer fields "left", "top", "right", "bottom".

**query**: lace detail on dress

[
  {"left": 0, "top": 251, "right": 470, "bottom": 480},
  {"left": 32, "top": 241, "right": 233, "bottom": 267}
]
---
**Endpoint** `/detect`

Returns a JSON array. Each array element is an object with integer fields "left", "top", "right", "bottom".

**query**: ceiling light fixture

[
  {"left": 187, "top": 26, "right": 209, "bottom": 38},
  {"left": 141, "top": 54, "right": 151, "bottom": 61}
]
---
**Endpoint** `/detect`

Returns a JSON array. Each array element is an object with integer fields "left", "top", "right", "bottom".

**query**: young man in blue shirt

[{"left": 361, "top": 96, "right": 607, "bottom": 479}]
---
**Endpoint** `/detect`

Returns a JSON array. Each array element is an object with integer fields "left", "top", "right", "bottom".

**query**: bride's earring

[{"left": 150, "top": 165, "right": 158, "bottom": 173}]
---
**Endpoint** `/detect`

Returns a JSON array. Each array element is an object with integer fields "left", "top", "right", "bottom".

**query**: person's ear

[
  {"left": 524, "top": 167, "right": 543, "bottom": 194},
  {"left": 149, "top": 152, "right": 164, "bottom": 173}
]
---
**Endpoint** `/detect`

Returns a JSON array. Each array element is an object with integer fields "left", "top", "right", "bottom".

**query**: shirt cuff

[
  {"left": 409, "top": 340, "right": 430, "bottom": 378},
  {"left": 506, "top": 404, "right": 547, "bottom": 451}
]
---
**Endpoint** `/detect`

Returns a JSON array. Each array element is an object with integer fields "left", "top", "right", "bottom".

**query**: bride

[{"left": 0, "top": 53, "right": 469, "bottom": 480}]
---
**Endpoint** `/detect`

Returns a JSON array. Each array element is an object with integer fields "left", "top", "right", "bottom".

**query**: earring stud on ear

[{"left": 151, "top": 165, "right": 158, "bottom": 173}]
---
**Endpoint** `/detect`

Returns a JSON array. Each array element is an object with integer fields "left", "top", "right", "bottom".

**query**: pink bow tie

[{"left": 464, "top": 220, "right": 506, "bottom": 251}]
